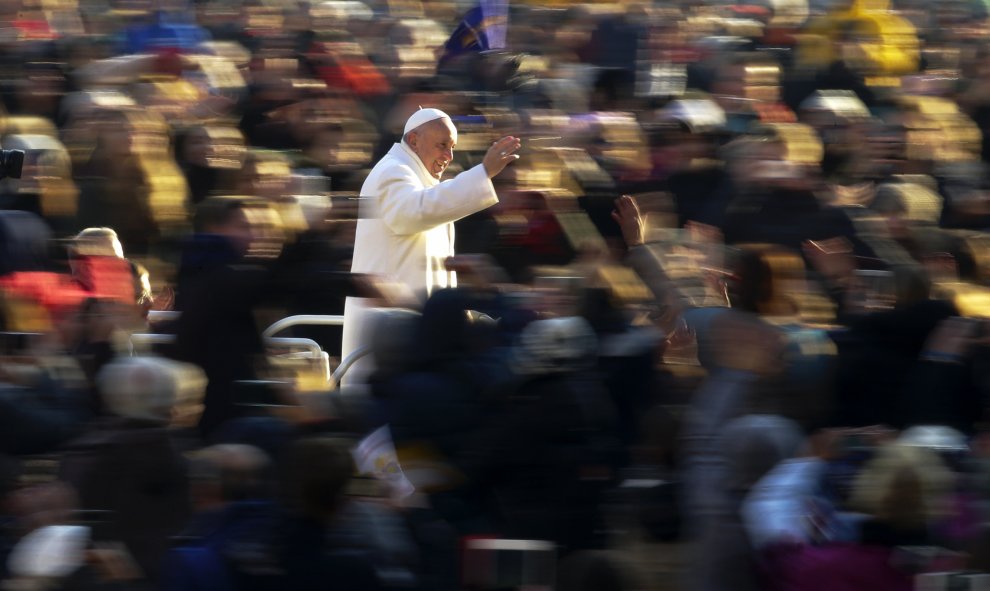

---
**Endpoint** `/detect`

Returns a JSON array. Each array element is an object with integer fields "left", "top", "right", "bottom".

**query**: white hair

[{"left": 97, "top": 356, "right": 207, "bottom": 423}]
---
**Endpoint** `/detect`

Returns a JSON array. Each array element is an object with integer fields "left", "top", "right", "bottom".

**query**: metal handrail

[
  {"left": 147, "top": 311, "right": 181, "bottom": 324},
  {"left": 332, "top": 347, "right": 371, "bottom": 384},
  {"left": 266, "top": 337, "right": 324, "bottom": 359},
  {"left": 263, "top": 314, "right": 345, "bottom": 339},
  {"left": 132, "top": 314, "right": 351, "bottom": 387},
  {"left": 129, "top": 333, "right": 176, "bottom": 347},
  {"left": 129, "top": 334, "right": 325, "bottom": 359}
]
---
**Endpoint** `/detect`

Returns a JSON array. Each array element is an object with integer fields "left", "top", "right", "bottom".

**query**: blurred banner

[
  {"left": 440, "top": 0, "right": 509, "bottom": 64},
  {"left": 352, "top": 426, "right": 416, "bottom": 500}
]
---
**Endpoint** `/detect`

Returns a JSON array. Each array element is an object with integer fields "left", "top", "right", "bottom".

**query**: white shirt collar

[{"left": 395, "top": 141, "right": 440, "bottom": 188}]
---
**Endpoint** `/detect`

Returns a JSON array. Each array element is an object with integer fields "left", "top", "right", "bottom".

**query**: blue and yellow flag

[{"left": 440, "top": 0, "right": 508, "bottom": 64}]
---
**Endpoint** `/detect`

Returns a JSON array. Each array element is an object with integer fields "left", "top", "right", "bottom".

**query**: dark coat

[
  {"left": 832, "top": 299, "right": 958, "bottom": 428},
  {"left": 722, "top": 188, "right": 862, "bottom": 253},
  {"left": 279, "top": 513, "right": 383, "bottom": 591},
  {"left": 0, "top": 379, "right": 89, "bottom": 455},
  {"left": 172, "top": 234, "right": 269, "bottom": 437},
  {"left": 58, "top": 417, "right": 191, "bottom": 583},
  {"left": 162, "top": 500, "right": 283, "bottom": 591},
  {"left": 459, "top": 370, "right": 622, "bottom": 553}
]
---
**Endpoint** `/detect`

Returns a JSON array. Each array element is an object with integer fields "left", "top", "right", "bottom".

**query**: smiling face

[{"left": 406, "top": 118, "right": 457, "bottom": 180}]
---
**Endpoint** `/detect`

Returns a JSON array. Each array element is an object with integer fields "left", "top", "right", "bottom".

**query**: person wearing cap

[{"left": 341, "top": 108, "right": 520, "bottom": 376}]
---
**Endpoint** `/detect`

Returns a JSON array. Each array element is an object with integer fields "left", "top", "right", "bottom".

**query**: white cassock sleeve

[{"left": 376, "top": 163, "right": 498, "bottom": 236}]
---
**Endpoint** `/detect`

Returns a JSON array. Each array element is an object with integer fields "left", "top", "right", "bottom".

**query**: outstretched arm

[
  {"left": 613, "top": 195, "right": 693, "bottom": 326},
  {"left": 377, "top": 163, "right": 499, "bottom": 236},
  {"left": 375, "top": 135, "right": 521, "bottom": 236}
]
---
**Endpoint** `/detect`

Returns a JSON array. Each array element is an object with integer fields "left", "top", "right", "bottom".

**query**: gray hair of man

[{"left": 96, "top": 356, "right": 207, "bottom": 425}]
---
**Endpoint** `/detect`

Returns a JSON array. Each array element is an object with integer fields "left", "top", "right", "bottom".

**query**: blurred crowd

[{"left": 6, "top": 0, "right": 990, "bottom": 589}]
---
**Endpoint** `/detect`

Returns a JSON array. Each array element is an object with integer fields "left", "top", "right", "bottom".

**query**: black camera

[{"left": 0, "top": 149, "right": 24, "bottom": 179}]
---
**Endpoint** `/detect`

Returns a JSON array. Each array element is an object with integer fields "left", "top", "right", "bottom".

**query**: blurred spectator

[
  {"left": 493, "top": 189, "right": 573, "bottom": 280},
  {"left": 123, "top": 2, "right": 210, "bottom": 55},
  {"left": 720, "top": 127, "right": 864, "bottom": 253},
  {"left": 172, "top": 197, "right": 275, "bottom": 436},
  {"left": 0, "top": 133, "right": 78, "bottom": 237},
  {"left": 280, "top": 436, "right": 417, "bottom": 591},
  {"left": 274, "top": 191, "right": 353, "bottom": 356},
  {"left": 237, "top": 150, "right": 319, "bottom": 246},
  {"left": 292, "top": 119, "right": 378, "bottom": 193},
  {"left": 829, "top": 264, "right": 959, "bottom": 428},
  {"left": 695, "top": 414, "right": 805, "bottom": 591},
  {"left": 303, "top": 39, "right": 391, "bottom": 100},
  {"left": 0, "top": 324, "right": 91, "bottom": 455},
  {"left": 372, "top": 289, "right": 508, "bottom": 528},
  {"left": 162, "top": 443, "right": 281, "bottom": 591},
  {"left": 577, "top": 284, "right": 664, "bottom": 455},
  {"left": 2, "top": 61, "right": 68, "bottom": 122},
  {"left": 68, "top": 227, "right": 137, "bottom": 305},
  {"left": 709, "top": 52, "right": 794, "bottom": 132},
  {"left": 2, "top": 0, "right": 990, "bottom": 587},
  {"left": 896, "top": 317, "right": 990, "bottom": 434},
  {"left": 458, "top": 316, "right": 622, "bottom": 553},
  {"left": 0, "top": 481, "right": 123, "bottom": 589},
  {"left": 75, "top": 108, "right": 189, "bottom": 256},
  {"left": 585, "top": 8, "right": 648, "bottom": 103},
  {"left": 0, "top": 210, "right": 91, "bottom": 330},
  {"left": 58, "top": 355, "right": 206, "bottom": 583},
  {"left": 629, "top": 97, "right": 735, "bottom": 229},
  {"left": 798, "top": 90, "right": 875, "bottom": 190},
  {"left": 556, "top": 550, "right": 644, "bottom": 591},
  {"left": 174, "top": 124, "right": 246, "bottom": 207},
  {"left": 744, "top": 440, "right": 958, "bottom": 590}
]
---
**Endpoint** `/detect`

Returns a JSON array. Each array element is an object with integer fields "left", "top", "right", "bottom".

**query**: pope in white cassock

[{"left": 341, "top": 108, "right": 521, "bottom": 380}]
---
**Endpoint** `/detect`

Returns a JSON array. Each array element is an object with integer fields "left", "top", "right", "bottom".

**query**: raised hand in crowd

[{"left": 612, "top": 195, "right": 645, "bottom": 248}]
